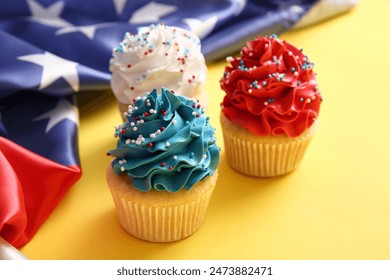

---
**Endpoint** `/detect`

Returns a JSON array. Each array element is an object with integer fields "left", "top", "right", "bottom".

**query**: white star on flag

[
  {"left": 129, "top": 1, "right": 177, "bottom": 24},
  {"left": 183, "top": 16, "right": 218, "bottom": 39},
  {"left": 27, "top": 0, "right": 71, "bottom": 28},
  {"left": 55, "top": 23, "right": 114, "bottom": 40},
  {"left": 17, "top": 51, "right": 79, "bottom": 92},
  {"left": 113, "top": 0, "right": 127, "bottom": 15},
  {"left": 33, "top": 98, "right": 79, "bottom": 133}
]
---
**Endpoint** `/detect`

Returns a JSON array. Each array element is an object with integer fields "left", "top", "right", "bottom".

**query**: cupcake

[
  {"left": 109, "top": 23, "right": 208, "bottom": 120},
  {"left": 106, "top": 87, "right": 220, "bottom": 242},
  {"left": 220, "top": 35, "right": 322, "bottom": 177}
]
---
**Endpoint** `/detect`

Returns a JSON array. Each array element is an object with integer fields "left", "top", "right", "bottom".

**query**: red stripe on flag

[{"left": 0, "top": 137, "right": 81, "bottom": 248}]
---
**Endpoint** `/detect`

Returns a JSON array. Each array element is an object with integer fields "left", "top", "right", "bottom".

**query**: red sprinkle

[
  {"left": 130, "top": 86, "right": 134, "bottom": 90},
  {"left": 161, "top": 162, "right": 166, "bottom": 167},
  {"left": 106, "top": 152, "right": 111, "bottom": 156},
  {"left": 169, "top": 166, "right": 173, "bottom": 170},
  {"left": 127, "top": 64, "right": 131, "bottom": 68},
  {"left": 196, "top": 114, "right": 200, "bottom": 118},
  {"left": 148, "top": 143, "right": 153, "bottom": 147},
  {"left": 160, "top": 127, "right": 165, "bottom": 131},
  {"left": 121, "top": 129, "right": 126, "bottom": 134}
]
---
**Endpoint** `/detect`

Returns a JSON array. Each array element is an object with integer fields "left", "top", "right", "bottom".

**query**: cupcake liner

[
  {"left": 107, "top": 165, "right": 218, "bottom": 242},
  {"left": 220, "top": 114, "right": 318, "bottom": 177},
  {"left": 117, "top": 91, "right": 209, "bottom": 122}
]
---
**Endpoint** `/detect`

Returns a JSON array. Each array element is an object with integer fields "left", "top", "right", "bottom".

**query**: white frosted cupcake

[
  {"left": 109, "top": 24, "right": 208, "bottom": 120},
  {"left": 106, "top": 88, "right": 220, "bottom": 242}
]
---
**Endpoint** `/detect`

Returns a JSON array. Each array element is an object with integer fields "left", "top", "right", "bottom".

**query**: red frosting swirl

[{"left": 220, "top": 35, "right": 322, "bottom": 138}]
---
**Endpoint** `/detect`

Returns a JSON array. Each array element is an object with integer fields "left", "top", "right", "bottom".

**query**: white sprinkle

[
  {"left": 149, "top": 109, "right": 155, "bottom": 114},
  {"left": 166, "top": 142, "right": 171, "bottom": 147},
  {"left": 264, "top": 101, "right": 269, "bottom": 106},
  {"left": 131, "top": 140, "right": 135, "bottom": 143},
  {"left": 135, "top": 140, "right": 141, "bottom": 145},
  {"left": 173, "top": 155, "right": 177, "bottom": 160},
  {"left": 130, "top": 122, "right": 135, "bottom": 126},
  {"left": 120, "top": 167, "right": 125, "bottom": 172},
  {"left": 248, "top": 89, "right": 252, "bottom": 93},
  {"left": 119, "top": 160, "right": 123, "bottom": 165},
  {"left": 202, "top": 154, "right": 207, "bottom": 159},
  {"left": 288, "top": 51, "right": 293, "bottom": 56},
  {"left": 133, "top": 127, "right": 138, "bottom": 131},
  {"left": 294, "top": 71, "right": 299, "bottom": 76},
  {"left": 192, "top": 112, "right": 196, "bottom": 116},
  {"left": 140, "top": 119, "right": 145, "bottom": 124},
  {"left": 125, "top": 139, "right": 130, "bottom": 144},
  {"left": 150, "top": 133, "right": 156, "bottom": 138},
  {"left": 306, "top": 98, "right": 311, "bottom": 103},
  {"left": 172, "top": 120, "right": 177, "bottom": 125}
]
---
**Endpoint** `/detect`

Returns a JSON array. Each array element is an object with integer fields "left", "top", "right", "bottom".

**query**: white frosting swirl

[{"left": 109, "top": 24, "right": 207, "bottom": 105}]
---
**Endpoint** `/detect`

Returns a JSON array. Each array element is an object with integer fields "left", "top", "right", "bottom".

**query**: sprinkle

[
  {"left": 169, "top": 166, "right": 173, "bottom": 170},
  {"left": 173, "top": 155, "right": 178, "bottom": 160},
  {"left": 120, "top": 167, "right": 125, "bottom": 172},
  {"left": 264, "top": 101, "right": 269, "bottom": 106},
  {"left": 125, "top": 139, "right": 130, "bottom": 144},
  {"left": 165, "top": 142, "right": 171, "bottom": 147},
  {"left": 248, "top": 89, "right": 252, "bottom": 93},
  {"left": 150, "top": 133, "right": 156, "bottom": 138},
  {"left": 161, "top": 162, "right": 166, "bottom": 167},
  {"left": 148, "top": 143, "right": 153, "bottom": 147},
  {"left": 130, "top": 122, "right": 135, "bottom": 127},
  {"left": 172, "top": 120, "right": 177, "bottom": 125},
  {"left": 133, "top": 127, "right": 138, "bottom": 131}
]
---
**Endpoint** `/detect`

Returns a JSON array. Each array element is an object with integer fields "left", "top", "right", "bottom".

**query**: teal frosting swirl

[{"left": 108, "top": 88, "right": 220, "bottom": 192}]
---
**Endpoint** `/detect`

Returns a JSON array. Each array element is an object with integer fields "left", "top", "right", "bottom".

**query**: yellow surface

[{"left": 21, "top": 0, "right": 390, "bottom": 259}]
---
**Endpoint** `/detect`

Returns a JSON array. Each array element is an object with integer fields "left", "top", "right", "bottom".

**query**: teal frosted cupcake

[{"left": 106, "top": 88, "right": 220, "bottom": 242}]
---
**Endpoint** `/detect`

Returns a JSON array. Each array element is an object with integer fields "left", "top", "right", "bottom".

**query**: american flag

[{"left": 0, "top": 0, "right": 357, "bottom": 248}]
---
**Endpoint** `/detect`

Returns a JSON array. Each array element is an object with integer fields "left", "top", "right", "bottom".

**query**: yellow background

[{"left": 21, "top": 0, "right": 390, "bottom": 259}]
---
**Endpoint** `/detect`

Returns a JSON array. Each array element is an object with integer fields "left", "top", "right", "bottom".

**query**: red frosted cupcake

[{"left": 220, "top": 35, "right": 322, "bottom": 177}]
